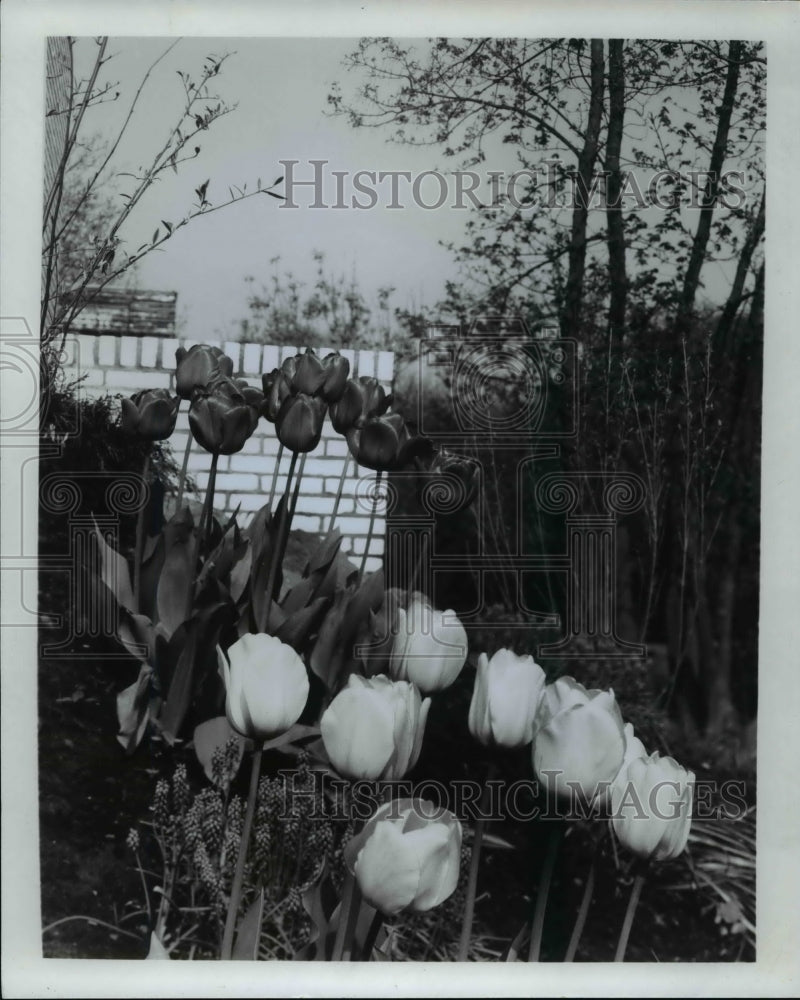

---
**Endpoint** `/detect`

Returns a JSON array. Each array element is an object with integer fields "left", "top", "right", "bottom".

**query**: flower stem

[
  {"left": 327, "top": 453, "right": 350, "bottom": 533},
  {"left": 331, "top": 872, "right": 356, "bottom": 962},
  {"left": 133, "top": 451, "right": 151, "bottom": 613},
  {"left": 564, "top": 860, "right": 595, "bottom": 961},
  {"left": 220, "top": 745, "right": 263, "bottom": 961},
  {"left": 340, "top": 882, "right": 363, "bottom": 962},
  {"left": 360, "top": 908, "right": 384, "bottom": 962},
  {"left": 201, "top": 450, "right": 219, "bottom": 549},
  {"left": 175, "top": 411, "right": 191, "bottom": 513},
  {"left": 457, "top": 766, "right": 493, "bottom": 961},
  {"left": 358, "top": 469, "right": 383, "bottom": 580},
  {"left": 527, "top": 820, "right": 564, "bottom": 962},
  {"left": 267, "top": 442, "right": 284, "bottom": 514},
  {"left": 614, "top": 871, "right": 646, "bottom": 962}
]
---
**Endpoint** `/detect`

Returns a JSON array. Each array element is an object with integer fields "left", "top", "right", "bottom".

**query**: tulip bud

[
  {"left": 610, "top": 751, "right": 694, "bottom": 861},
  {"left": 262, "top": 368, "right": 291, "bottom": 423},
  {"left": 389, "top": 595, "right": 468, "bottom": 694},
  {"left": 329, "top": 378, "right": 365, "bottom": 434},
  {"left": 468, "top": 649, "right": 546, "bottom": 749},
  {"left": 347, "top": 413, "right": 411, "bottom": 471},
  {"left": 175, "top": 344, "right": 233, "bottom": 399},
  {"left": 419, "top": 450, "right": 480, "bottom": 515},
  {"left": 275, "top": 392, "right": 327, "bottom": 453},
  {"left": 320, "top": 674, "right": 430, "bottom": 781},
  {"left": 233, "top": 378, "right": 265, "bottom": 433},
  {"left": 320, "top": 352, "right": 351, "bottom": 403},
  {"left": 217, "top": 633, "right": 309, "bottom": 742},
  {"left": 189, "top": 377, "right": 256, "bottom": 455},
  {"left": 357, "top": 376, "right": 392, "bottom": 419},
  {"left": 120, "top": 388, "right": 180, "bottom": 441},
  {"left": 531, "top": 677, "right": 625, "bottom": 804},
  {"left": 292, "top": 348, "right": 327, "bottom": 395},
  {"left": 344, "top": 798, "right": 462, "bottom": 916}
]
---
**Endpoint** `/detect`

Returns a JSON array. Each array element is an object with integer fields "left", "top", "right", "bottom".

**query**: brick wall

[{"left": 63, "top": 332, "right": 395, "bottom": 573}]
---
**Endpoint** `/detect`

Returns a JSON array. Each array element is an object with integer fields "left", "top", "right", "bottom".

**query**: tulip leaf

[
  {"left": 193, "top": 716, "right": 245, "bottom": 785},
  {"left": 158, "top": 601, "right": 232, "bottom": 744},
  {"left": 308, "top": 587, "right": 350, "bottom": 690},
  {"left": 280, "top": 575, "right": 317, "bottom": 615},
  {"left": 93, "top": 519, "right": 135, "bottom": 612},
  {"left": 297, "top": 864, "right": 339, "bottom": 960},
  {"left": 116, "top": 663, "right": 153, "bottom": 753},
  {"left": 229, "top": 539, "right": 253, "bottom": 603},
  {"left": 262, "top": 723, "right": 320, "bottom": 753},
  {"left": 117, "top": 609, "right": 157, "bottom": 664},
  {"left": 503, "top": 922, "right": 530, "bottom": 962},
  {"left": 276, "top": 595, "right": 330, "bottom": 650},
  {"left": 146, "top": 931, "right": 171, "bottom": 959},
  {"left": 232, "top": 888, "right": 265, "bottom": 960},
  {"left": 305, "top": 529, "right": 342, "bottom": 575},
  {"left": 156, "top": 532, "right": 194, "bottom": 639}
]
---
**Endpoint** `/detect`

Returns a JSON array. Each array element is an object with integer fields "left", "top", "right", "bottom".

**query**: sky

[
  {"left": 65, "top": 36, "right": 763, "bottom": 343},
  {"left": 70, "top": 36, "right": 471, "bottom": 341}
]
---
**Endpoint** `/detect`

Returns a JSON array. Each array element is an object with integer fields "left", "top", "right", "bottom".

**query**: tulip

[
  {"left": 468, "top": 649, "right": 546, "bottom": 749},
  {"left": 330, "top": 376, "right": 392, "bottom": 434},
  {"left": 189, "top": 377, "right": 254, "bottom": 455},
  {"left": 389, "top": 594, "right": 468, "bottom": 693},
  {"left": 262, "top": 367, "right": 291, "bottom": 423},
  {"left": 531, "top": 677, "right": 625, "bottom": 803},
  {"left": 320, "top": 674, "right": 430, "bottom": 781},
  {"left": 345, "top": 413, "right": 407, "bottom": 471},
  {"left": 233, "top": 378, "right": 265, "bottom": 434},
  {"left": 419, "top": 450, "right": 480, "bottom": 515},
  {"left": 610, "top": 751, "right": 694, "bottom": 861},
  {"left": 292, "top": 349, "right": 327, "bottom": 395},
  {"left": 217, "top": 632, "right": 309, "bottom": 742},
  {"left": 320, "top": 352, "right": 351, "bottom": 403},
  {"left": 343, "top": 798, "right": 462, "bottom": 916},
  {"left": 175, "top": 344, "right": 233, "bottom": 399},
  {"left": 120, "top": 388, "right": 180, "bottom": 441},
  {"left": 275, "top": 392, "right": 327, "bottom": 453}
]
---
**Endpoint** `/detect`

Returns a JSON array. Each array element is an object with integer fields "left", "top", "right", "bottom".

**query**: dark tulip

[
  {"left": 275, "top": 393, "right": 327, "bottom": 453},
  {"left": 330, "top": 378, "right": 366, "bottom": 434},
  {"left": 419, "top": 450, "right": 480, "bottom": 513},
  {"left": 189, "top": 378, "right": 254, "bottom": 455},
  {"left": 120, "top": 388, "right": 179, "bottom": 441},
  {"left": 265, "top": 369, "right": 292, "bottom": 423},
  {"left": 234, "top": 378, "right": 265, "bottom": 434},
  {"left": 292, "top": 349, "right": 327, "bottom": 396},
  {"left": 346, "top": 413, "right": 409, "bottom": 471},
  {"left": 175, "top": 344, "right": 233, "bottom": 400},
  {"left": 357, "top": 376, "right": 392, "bottom": 419},
  {"left": 320, "top": 353, "right": 351, "bottom": 403}
]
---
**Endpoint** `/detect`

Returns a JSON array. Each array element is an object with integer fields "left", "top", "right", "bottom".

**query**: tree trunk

[
  {"left": 605, "top": 39, "right": 627, "bottom": 350},
  {"left": 560, "top": 39, "right": 605, "bottom": 339}
]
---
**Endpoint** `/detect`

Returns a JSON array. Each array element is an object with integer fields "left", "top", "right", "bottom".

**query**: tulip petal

[
  {"left": 401, "top": 824, "right": 457, "bottom": 910},
  {"left": 355, "top": 821, "right": 421, "bottom": 916},
  {"left": 321, "top": 687, "right": 395, "bottom": 780},
  {"left": 467, "top": 652, "right": 492, "bottom": 745}
]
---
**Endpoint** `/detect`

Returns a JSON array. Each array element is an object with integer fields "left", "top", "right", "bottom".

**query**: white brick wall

[{"left": 64, "top": 332, "right": 394, "bottom": 573}]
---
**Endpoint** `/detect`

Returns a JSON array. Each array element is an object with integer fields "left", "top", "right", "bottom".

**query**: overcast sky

[
  {"left": 65, "top": 35, "right": 761, "bottom": 343},
  {"left": 70, "top": 36, "right": 474, "bottom": 341}
]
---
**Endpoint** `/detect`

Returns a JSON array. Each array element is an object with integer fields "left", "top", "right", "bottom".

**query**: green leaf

[
  {"left": 158, "top": 602, "right": 232, "bottom": 743},
  {"left": 155, "top": 514, "right": 194, "bottom": 637},
  {"left": 232, "top": 888, "right": 265, "bottom": 960},
  {"left": 116, "top": 663, "right": 153, "bottom": 753},
  {"left": 262, "top": 723, "right": 320, "bottom": 753},
  {"left": 276, "top": 595, "right": 329, "bottom": 649},
  {"left": 93, "top": 518, "right": 135, "bottom": 612}
]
